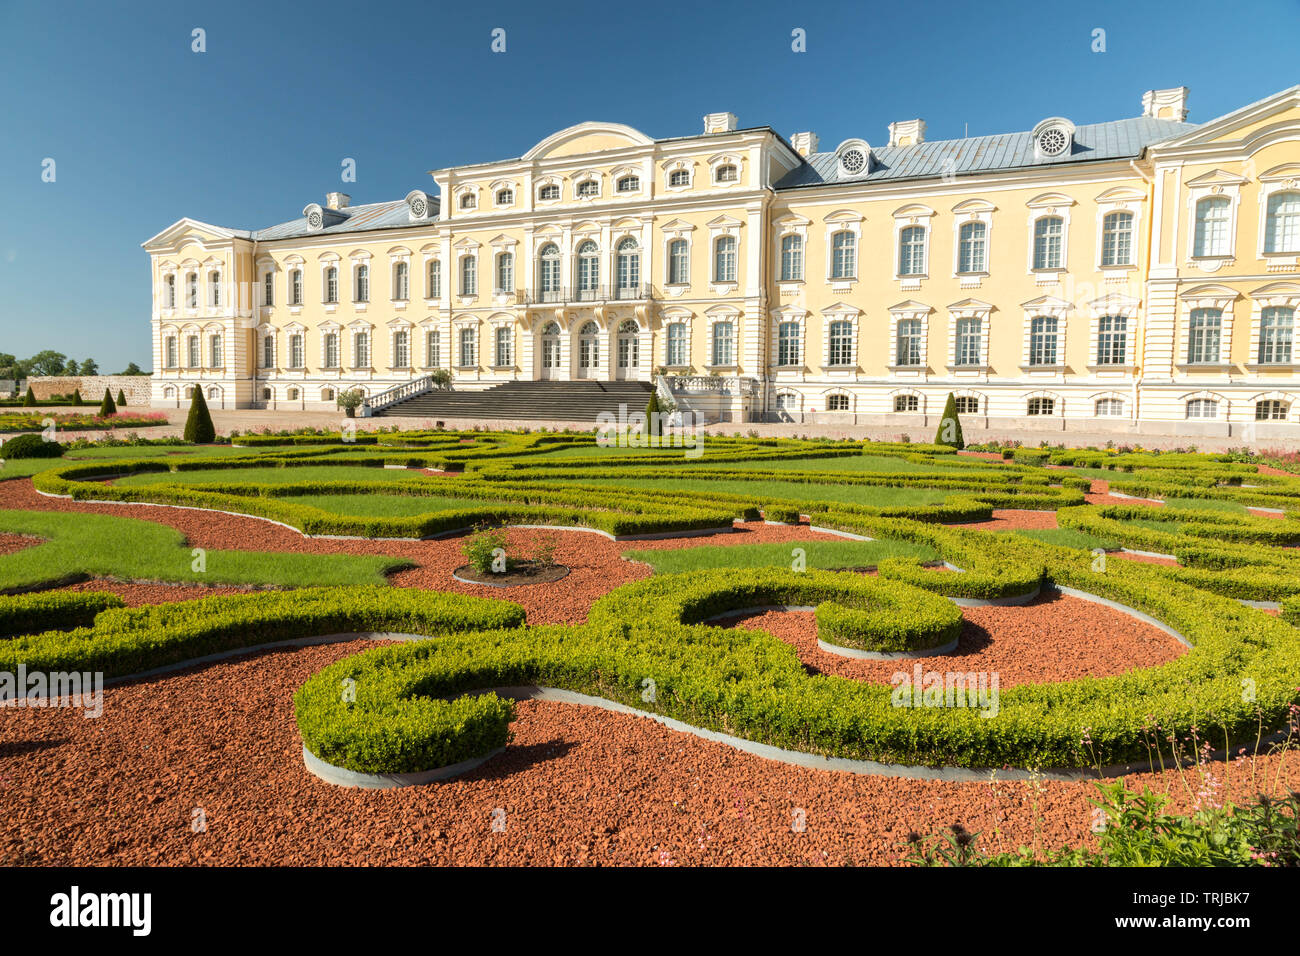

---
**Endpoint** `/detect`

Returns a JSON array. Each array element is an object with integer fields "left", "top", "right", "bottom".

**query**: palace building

[{"left": 143, "top": 84, "right": 1300, "bottom": 436}]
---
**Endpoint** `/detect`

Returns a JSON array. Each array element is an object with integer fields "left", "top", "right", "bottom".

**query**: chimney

[
  {"left": 887, "top": 119, "right": 926, "bottom": 147},
  {"left": 326, "top": 192, "right": 351, "bottom": 210},
  {"left": 703, "top": 112, "right": 737, "bottom": 134},
  {"left": 1142, "top": 87, "right": 1189, "bottom": 122},
  {"left": 790, "top": 131, "right": 820, "bottom": 157}
]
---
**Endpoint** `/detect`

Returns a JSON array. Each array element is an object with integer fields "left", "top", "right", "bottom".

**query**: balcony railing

[
  {"left": 522, "top": 284, "right": 655, "bottom": 306},
  {"left": 362, "top": 374, "right": 435, "bottom": 415}
]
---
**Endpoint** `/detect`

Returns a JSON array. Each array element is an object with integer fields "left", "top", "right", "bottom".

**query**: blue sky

[{"left": 1, "top": 0, "right": 1297, "bottom": 372}]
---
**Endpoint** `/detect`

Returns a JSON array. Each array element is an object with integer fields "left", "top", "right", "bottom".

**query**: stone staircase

[{"left": 372, "top": 379, "right": 656, "bottom": 422}]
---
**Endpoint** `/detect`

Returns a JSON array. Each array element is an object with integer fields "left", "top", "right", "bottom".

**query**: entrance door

[
  {"left": 577, "top": 321, "right": 599, "bottom": 379},
  {"left": 616, "top": 319, "right": 639, "bottom": 380},
  {"left": 539, "top": 322, "right": 560, "bottom": 380}
]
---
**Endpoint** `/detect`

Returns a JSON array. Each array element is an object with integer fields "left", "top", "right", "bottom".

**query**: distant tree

[
  {"left": 116, "top": 388, "right": 127, "bottom": 406},
  {"left": 63, "top": 358, "right": 80, "bottom": 375},
  {"left": 934, "top": 393, "right": 965, "bottom": 450},
  {"left": 183, "top": 389, "right": 216, "bottom": 443},
  {"left": 80, "top": 358, "right": 100, "bottom": 376},
  {"left": 119, "top": 361, "right": 146, "bottom": 376},
  {"left": 98, "top": 389, "right": 117, "bottom": 417},
  {"left": 25, "top": 350, "right": 67, "bottom": 377}
]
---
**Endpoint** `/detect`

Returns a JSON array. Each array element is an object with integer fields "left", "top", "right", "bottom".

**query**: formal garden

[{"left": 1, "top": 402, "right": 1299, "bottom": 866}]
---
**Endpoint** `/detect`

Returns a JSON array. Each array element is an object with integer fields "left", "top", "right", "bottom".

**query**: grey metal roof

[
  {"left": 775, "top": 116, "right": 1197, "bottom": 190},
  {"left": 249, "top": 198, "right": 438, "bottom": 241}
]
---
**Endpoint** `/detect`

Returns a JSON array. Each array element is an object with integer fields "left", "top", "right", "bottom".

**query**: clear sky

[{"left": 1, "top": 0, "right": 1297, "bottom": 373}]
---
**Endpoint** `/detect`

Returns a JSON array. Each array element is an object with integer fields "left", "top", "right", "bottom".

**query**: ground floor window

[
  {"left": 1186, "top": 398, "right": 1218, "bottom": 419},
  {"left": 893, "top": 394, "right": 919, "bottom": 413},
  {"left": 1095, "top": 398, "right": 1124, "bottom": 417},
  {"left": 826, "top": 394, "right": 849, "bottom": 411},
  {"left": 954, "top": 396, "right": 979, "bottom": 415},
  {"left": 1027, "top": 397, "right": 1055, "bottom": 416},
  {"left": 1255, "top": 399, "right": 1288, "bottom": 421}
]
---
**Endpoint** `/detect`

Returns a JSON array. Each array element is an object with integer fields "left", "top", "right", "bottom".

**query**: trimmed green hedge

[{"left": 0, "top": 591, "right": 124, "bottom": 638}]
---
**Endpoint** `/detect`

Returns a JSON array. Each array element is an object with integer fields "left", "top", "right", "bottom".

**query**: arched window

[
  {"left": 427, "top": 260, "right": 441, "bottom": 298},
  {"left": 459, "top": 193, "right": 477, "bottom": 210},
  {"left": 495, "top": 188, "right": 513, "bottom": 206},
  {"left": 209, "top": 271, "right": 221, "bottom": 307},
  {"left": 287, "top": 387, "right": 299, "bottom": 401},
  {"left": 831, "top": 231, "right": 856, "bottom": 279},
  {"left": 495, "top": 326, "right": 513, "bottom": 367},
  {"left": 290, "top": 269, "right": 303, "bottom": 305},
  {"left": 1095, "top": 398, "right": 1124, "bottom": 417},
  {"left": 354, "top": 264, "right": 369, "bottom": 302},
  {"left": 1032, "top": 216, "right": 1064, "bottom": 270},
  {"left": 714, "top": 164, "right": 738, "bottom": 184},
  {"left": 714, "top": 235, "right": 737, "bottom": 282},
  {"left": 1258, "top": 306, "right": 1294, "bottom": 365},
  {"left": 669, "top": 169, "right": 690, "bottom": 188},
  {"left": 539, "top": 183, "right": 560, "bottom": 201},
  {"left": 393, "top": 329, "right": 410, "bottom": 368},
  {"left": 288, "top": 333, "right": 304, "bottom": 369},
  {"left": 894, "top": 319, "right": 921, "bottom": 366},
  {"left": 353, "top": 330, "right": 370, "bottom": 367},
  {"left": 578, "top": 321, "right": 599, "bottom": 370},
  {"left": 1186, "top": 398, "right": 1218, "bottom": 419},
  {"left": 576, "top": 240, "right": 599, "bottom": 297},
  {"left": 777, "top": 321, "right": 800, "bottom": 366},
  {"left": 894, "top": 394, "right": 919, "bottom": 413},
  {"left": 426, "top": 329, "right": 440, "bottom": 367},
  {"left": 458, "top": 327, "right": 476, "bottom": 367},
  {"left": 1265, "top": 192, "right": 1300, "bottom": 254},
  {"left": 1027, "top": 397, "right": 1055, "bottom": 416},
  {"left": 616, "top": 237, "right": 640, "bottom": 295},
  {"left": 1028, "top": 315, "right": 1059, "bottom": 366},
  {"left": 780, "top": 234, "right": 803, "bottom": 281},
  {"left": 958, "top": 222, "right": 986, "bottom": 274},
  {"left": 1187, "top": 308, "right": 1222, "bottom": 364},
  {"left": 459, "top": 255, "right": 477, "bottom": 296},
  {"left": 323, "top": 332, "right": 339, "bottom": 369},
  {"left": 325, "top": 267, "right": 338, "bottom": 304},
  {"left": 667, "top": 238, "right": 689, "bottom": 285},
  {"left": 827, "top": 394, "right": 850, "bottom": 411},
  {"left": 1101, "top": 212, "right": 1134, "bottom": 266},
  {"left": 666, "top": 322, "right": 688, "bottom": 366},
  {"left": 165, "top": 274, "right": 176, "bottom": 308},
  {"left": 576, "top": 180, "right": 599, "bottom": 198},
  {"left": 1256, "top": 399, "right": 1289, "bottom": 421},
  {"left": 496, "top": 251, "right": 514, "bottom": 294},
  {"left": 1097, "top": 315, "right": 1128, "bottom": 366},
  {"left": 537, "top": 243, "right": 561, "bottom": 300},
  {"left": 711, "top": 321, "right": 735, "bottom": 367},
  {"left": 1193, "top": 197, "right": 1230, "bottom": 257},
  {"left": 954, "top": 396, "right": 980, "bottom": 415},
  {"left": 393, "top": 262, "right": 409, "bottom": 300},
  {"left": 898, "top": 226, "right": 926, "bottom": 276}
]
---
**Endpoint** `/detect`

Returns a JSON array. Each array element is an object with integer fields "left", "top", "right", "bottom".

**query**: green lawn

[
  {"left": 547, "top": 476, "right": 953, "bottom": 509},
  {"left": 0, "top": 510, "right": 409, "bottom": 591},
  {"left": 686, "top": 453, "right": 975, "bottom": 475},
  {"left": 1009, "top": 527, "right": 1120, "bottom": 551},
  {"left": 1, "top": 444, "right": 256, "bottom": 481},
  {"left": 288, "top": 493, "right": 491, "bottom": 517},
  {"left": 115, "top": 464, "right": 431, "bottom": 486},
  {"left": 621, "top": 537, "right": 937, "bottom": 574},
  {"left": 1164, "top": 497, "right": 1249, "bottom": 514}
]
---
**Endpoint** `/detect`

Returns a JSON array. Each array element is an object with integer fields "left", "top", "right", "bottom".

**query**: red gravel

[
  {"left": 0, "top": 533, "right": 37, "bottom": 556},
  {"left": 1084, "top": 478, "right": 1164, "bottom": 509},
  {"left": 728, "top": 592, "right": 1185, "bottom": 687},
  {"left": 951, "top": 509, "right": 1058, "bottom": 532},
  {"left": 1, "top": 637, "right": 1290, "bottom": 867},
  {"left": 1110, "top": 551, "right": 1179, "bottom": 567},
  {"left": 53, "top": 580, "right": 259, "bottom": 606},
  {"left": 1248, "top": 508, "right": 1284, "bottom": 520}
]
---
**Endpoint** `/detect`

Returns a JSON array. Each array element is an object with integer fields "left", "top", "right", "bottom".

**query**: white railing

[
  {"left": 362, "top": 375, "right": 436, "bottom": 415},
  {"left": 666, "top": 375, "right": 758, "bottom": 396}
]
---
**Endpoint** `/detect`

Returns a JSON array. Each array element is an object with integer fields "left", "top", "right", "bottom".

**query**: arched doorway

[
  {"left": 539, "top": 321, "right": 561, "bottom": 380},
  {"left": 577, "top": 321, "right": 599, "bottom": 379},
  {"left": 616, "top": 319, "right": 640, "bottom": 380}
]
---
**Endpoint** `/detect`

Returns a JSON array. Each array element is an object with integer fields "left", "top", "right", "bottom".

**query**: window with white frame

[
  {"left": 829, "top": 320, "right": 855, "bottom": 366},
  {"left": 262, "top": 334, "right": 274, "bottom": 369},
  {"left": 495, "top": 326, "right": 513, "bottom": 367},
  {"left": 578, "top": 322, "right": 598, "bottom": 369},
  {"left": 666, "top": 322, "right": 688, "bottom": 366},
  {"left": 576, "top": 179, "right": 599, "bottom": 199},
  {"left": 827, "top": 394, "right": 849, "bottom": 411},
  {"left": 426, "top": 329, "right": 440, "bottom": 367},
  {"left": 165, "top": 274, "right": 176, "bottom": 308},
  {"left": 538, "top": 183, "right": 560, "bottom": 201},
  {"left": 458, "top": 327, "right": 476, "bottom": 367},
  {"left": 714, "top": 235, "right": 737, "bottom": 282},
  {"left": 1193, "top": 197, "right": 1231, "bottom": 257},
  {"left": 288, "top": 333, "right": 304, "bottom": 369},
  {"left": 1028, "top": 315, "right": 1059, "bottom": 366},
  {"left": 495, "top": 188, "right": 513, "bottom": 206},
  {"left": 616, "top": 175, "right": 639, "bottom": 193},
  {"left": 1187, "top": 308, "right": 1222, "bottom": 364},
  {"left": 1095, "top": 398, "right": 1124, "bottom": 417},
  {"left": 460, "top": 255, "right": 477, "bottom": 296},
  {"left": 393, "top": 262, "right": 409, "bottom": 300},
  {"left": 354, "top": 331, "right": 370, "bottom": 367},
  {"left": 669, "top": 169, "right": 690, "bottom": 188},
  {"left": 1256, "top": 399, "right": 1288, "bottom": 421},
  {"left": 393, "top": 330, "right": 410, "bottom": 368},
  {"left": 1096, "top": 315, "right": 1128, "bottom": 365},
  {"left": 894, "top": 394, "right": 919, "bottom": 413},
  {"left": 1186, "top": 398, "right": 1218, "bottom": 419},
  {"left": 576, "top": 241, "right": 599, "bottom": 295},
  {"left": 186, "top": 334, "right": 199, "bottom": 367},
  {"left": 958, "top": 222, "right": 986, "bottom": 274},
  {"left": 780, "top": 234, "right": 803, "bottom": 281},
  {"left": 1258, "top": 306, "right": 1294, "bottom": 365},
  {"left": 209, "top": 271, "right": 221, "bottom": 307},
  {"left": 954, "top": 395, "right": 979, "bottom": 415},
  {"left": 954, "top": 318, "right": 982, "bottom": 367},
  {"left": 208, "top": 333, "right": 222, "bottom": 367},
  {"left": 263, "top": 272, "right": 274, "bottom": 306},
  {"left": 325, "top": 267, "right": 338, "bottom": 303},
  {"left": 1265, "top": 192, "right": 1300, "bottom": 254},
  {"left": 290, "top": 269, "right": 303, "bottom": 306},
  {"left": 1101, "top": 212, "right": 1134, "bottom": 266},
  {"left": 323, "top": 333, "right": 339, "bottom": 368},
  {"left": 165, "top": 336, "right": 178, "bottom": 369},
  {"left": 1032, "top": 217, "right": 1064, "bottom": 270},
  {"left": 1027, "top": 397, "right": 1055, "bottom": 416},
  {"left": 496, "top": 251, "right": 515, "bottom": 294},
  {"left": 355, "top": 264, "right": 369, "bottom": 302},
  {"left": 894, "top": 318, "right": 922, "bottom": 366},
  {"left": 711, "top": 321, "right": 735, "bottom": 366},
  {"left": 538, "top": 244, "right": 561, "bottom": 299},
  {"left": 667, "top": 239, "right": 689, "bottom": 284},
  {"left": 775, "top": 392, "right": 797, "bottom": 411},
  {"left": 777, "top": 321, "right": 800, "bottom": 366},
  {"left": 427, "top": 260, "right": 441, "bottom": 298},
  {"left": 187, "top": 274, "right": 198, "bottom": 308},
  {"left": 898, "top": 226, "right": 926, "bottom": 276},
  {"left": 616, "top": 237, "right": 640, "bottom": 292},
  {"left": 459, "top": 193, "right": 476, "bottom": 210},
  {"left": 714, "top": 164, "right": 738, "bottom": 184},
  {"left": 831, "top": 231, "right": 856, "bottom": 279}
]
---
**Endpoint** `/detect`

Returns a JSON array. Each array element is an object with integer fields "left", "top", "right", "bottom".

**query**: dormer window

[
  {"left": 306, "top": 207, "right": 324, "bottom": 230},
  {"left": 616, "top": 175, "right": 640, "bottom": 193},
  {"left": 840, "top": 148, "right": 867, "bottom": 175},
  {"left": 495, "top": 188, "right": 513, "bottom": 206},
  {"left": 834, "top": 139, "right": 873, "bottom": 178},
  {"left": 405, "top": 190, "right": 431, "bottom": 221},
  {"left": 459, "top": 193, "right": 477, "bottom": 210},
  {"left": 576, "top": 179, "right": 599, "bottom": 198},
  {"left": 1032, "top": 118, "right": 1075, "bottom": 158},
  {"left": 714, "top": 164, "right": 738, "bottom": 184},
  {"left": 539, "top": 183, "right": 560, "bottom": 201}
]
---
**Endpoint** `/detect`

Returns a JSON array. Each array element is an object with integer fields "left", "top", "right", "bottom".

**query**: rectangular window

[
  {"left": 1194, "top": 198, "right": 1230, "bottom": 257},
  {"left": 894, "top": 318, "right": 921, "bottom": 366},
  {"left": 829, "top": 321, "right": 855, "bottom": 366},
  {"left": 428, "top": 261, "right": 441, "bottom": 298},
  {"left": 777, "top": 322, "right": 800, "bottom": 366},
  {"left": 324, "top": 334, "right": 338, "bottom": 369},
  {"left": 958, "top": 222, "right": 986, "bottom": 274},
  {"left": 355, "top": 265, "right": 369, "bottom": 302},
  {"left": 263, "top": 272, "right": 274, "bottom": 306},
  {"left": 459, "top": 328, "right": 476, "bottom": 367},
  {"left": 666, "top": 323, "right": 687, "bottom": 366},
  {"left": 831, "top": 232, "right": 856, "bottom": 279},
  {"left": 165, "top": 337, "right": 178, "bottom": 369},
  {"left": 496, "top": 253, "right": 513, "bottom": 294},
  {"left": 711, "top": 322, "right": 735, "bottom": 367},
  {"left": 1029, "top": 316, "right": 1059, "bottom": 366},
  {"left": 210, "top": 273, "right": 221, "bottom": 307},
  {"left": 186, "top": 335, "right": 199, "bottom": 368},
  {"left": 668, "top": 240, "right": 689, "bottom": 284},
  {"left": 426, "top": 330, "right": 440, "bottom": 367},
  {"left": 1096, "top": 315, "right": 1128, "bottom": 365},
  {"left": 290, "top": 271, "right": 302, "bottom": 306},
  {"left": 495, "top": 327, "right": 512, "bottom": 367},
  {"left": 262, "top": 336, "right": 274, "bottom": 369},
  {"left": 354, "top": 332, "right": 370, "bottom": 368},
  {"left": 209, "top": 334, "right": 222, "bottom": 368},
  {"left": 1033, "top": 217, "right": 1063, "bottom": 270},
  {"left": 955, "top": 318, "right": 981, "bottom": 367},
  {"left": 1187, "top": 309, "right": 1222, "bottom": 364},
  {"left": 780, "top": 235, "right": 803, "bottom": 281},
  {"left": 1258, "top": 307, "right": 1294, "bottom": 365},
  {"left": 1101, "top": 212, "right": 1133, "bottom": 266},
  {"left": 325, "top": 269, "right": 338, "bottom": 303},
  {"left": 460, "top": 256, "right": 477, "bottom": 296},
  {"left": 898, "top": 226, "right": 926, "bottom": 276},
  {"left": 394, "top": 331, "right": 410, "bottom": 368},
  {"left": 394, "top": 263, "right": 409, "bottom": 300},
  {"left": 187, "top": 275, "right": 198, "bottom": 309},
  {"left": 289, "top": 334, "right": 304, "bottom": 369},
  {"left": 714, "top": 237, "right": 736, "bottom": 283}
]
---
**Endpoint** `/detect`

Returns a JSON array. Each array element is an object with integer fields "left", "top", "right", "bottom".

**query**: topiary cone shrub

[
  {"left": 183, "top": 389, "right": 216, "bottom": 444},
  {"left": 935, "top": 393, "right": 965, "bottom": 450},
  {"left": 23, "top": 386, "right": 36, "bottom": 407},
  {"left": 116, "top": 389, "right": 127, "bottom": 407},
  {"left": 98, "top": 389, "right": 116, "bottom": 417},
  {"left": 646, "top": 390, "right": 661, "bottom": 438},
  {"left": 70, "top": 389, "right": 83, "bottom": 407}
]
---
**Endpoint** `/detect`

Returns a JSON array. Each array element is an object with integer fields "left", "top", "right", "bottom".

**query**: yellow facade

[{"left": 144, "top": 88, "right": 1300, "bottom": 437}]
